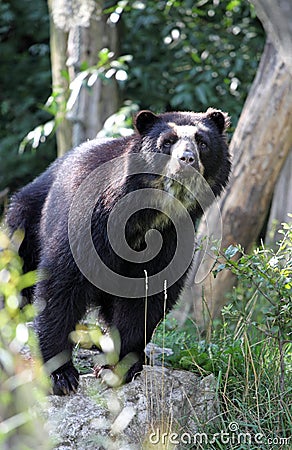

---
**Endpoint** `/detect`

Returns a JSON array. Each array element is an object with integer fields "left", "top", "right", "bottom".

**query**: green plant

[
  {"left": 152, "top": 219, "right": 292, "bottom": 449},
  {"left": 216, "top": 218, "right": 292, "bottom": 393},
  {"left": 19, "top": 48, "right": 133, "bottom": 152},
  {"left": 0, "top": 0, "right": 56, "bottom": 201},
  {"left": 115, "top": 0, "right": 265, "bottom": 127},
  {"left": 0, "top": 229, "right": 50, "bottom": 449}
]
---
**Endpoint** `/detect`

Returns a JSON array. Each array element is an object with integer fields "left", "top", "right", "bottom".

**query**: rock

[{"left": 43, "top": 366, "right": 217, "bottom": 449}]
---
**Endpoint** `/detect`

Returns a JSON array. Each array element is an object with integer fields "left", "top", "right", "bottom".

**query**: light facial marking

[
  {"left": 167, "top": 123, "right": 198, "bottom": 139},
  {"left": 167, "top": 122, "right": 211, "bottom": 139},
  {"left": 166, "top": 125, "right": 204, "bottom": 175}
]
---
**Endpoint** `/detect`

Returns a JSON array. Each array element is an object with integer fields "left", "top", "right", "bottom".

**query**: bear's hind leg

[{"left": 35, "top": 274, "right": 88, "bottom": 395}]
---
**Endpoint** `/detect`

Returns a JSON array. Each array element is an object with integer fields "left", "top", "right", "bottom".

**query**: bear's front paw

[
  {"left": 51, "top": 362, "right": 79, "bottom": 396},
  {"left": 93, "top": 363, "right": 115, "bottom": 378}
]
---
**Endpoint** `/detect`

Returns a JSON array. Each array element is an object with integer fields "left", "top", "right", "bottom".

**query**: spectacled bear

[{"left": 6, "top": 108, "right": 231, "bottom": 395}]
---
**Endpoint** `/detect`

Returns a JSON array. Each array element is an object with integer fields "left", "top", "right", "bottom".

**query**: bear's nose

[
  {"left": 179, "top": 150, "right": 195, "bottom": 165},
  {"left": 171, "top": 140, "right": 200, "bottom": 170}
]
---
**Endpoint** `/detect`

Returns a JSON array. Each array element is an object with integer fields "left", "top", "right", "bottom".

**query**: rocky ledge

[{"left": 43, "top": 366, "right": 217, "bottom": 449}]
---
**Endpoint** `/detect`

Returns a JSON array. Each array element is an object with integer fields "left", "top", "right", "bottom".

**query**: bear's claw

[{"left": 51, "top": 363, "right": 79, "bottom": 396}]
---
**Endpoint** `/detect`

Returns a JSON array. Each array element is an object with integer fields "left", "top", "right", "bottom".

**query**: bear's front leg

[
  {"left": 34, "top": 275, "right": 88, "bottom": 395},
  {"left": 98, "top": 296, "right": 164, "bottom": 383}
]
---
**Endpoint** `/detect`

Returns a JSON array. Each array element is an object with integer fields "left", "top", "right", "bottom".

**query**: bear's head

[{"left": 133, "top": 108, "right": 231, "bottom": 203}]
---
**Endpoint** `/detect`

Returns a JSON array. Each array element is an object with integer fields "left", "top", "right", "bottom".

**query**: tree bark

[
  {"left": 250, "top": 0, "right": 292, "bottom": 72},
  {"left": 251, "top": 0, "right": 292, "bottom": 243},
  {"left": 48, "top": 0, "right": 120, "bottom": 156},
  {"left": 184, "top": 40, "right": 292, "bottom": 328},
  {"left": 66, "top": 7, "right": 119, "bottom": 147},
  {"left": 266, "top": 151, "right": 292, "bottom": 244},
  {"left": 48, "top": 0, "right": 72, "bottom": 156}
]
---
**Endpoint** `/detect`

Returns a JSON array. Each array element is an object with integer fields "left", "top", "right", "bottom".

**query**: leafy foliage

[
  {"left": 0, "top": 0, "right": 265, "bottom": 203},
  {"left": 114, "top": 0, "right": 265, "bottom": 126},
  {"left": 0, "top": 229, "right": 50, "bottom": 449},
  {"left": 153, "top": 219, "right": 292, "bottom": 448},
  {"left": 217, "top": 220, "right": 292, "bottom": 345},
  {"left": 0, "top": 0, "right": 56, "bottom": 200}
]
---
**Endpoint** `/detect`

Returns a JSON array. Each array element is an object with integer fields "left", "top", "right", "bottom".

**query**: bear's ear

[
  {"left": 134, "top": 110, "right": 159, "bottom": 135},
  {"left": 206, "top": 108, "right": 230, "bottom": 133}
]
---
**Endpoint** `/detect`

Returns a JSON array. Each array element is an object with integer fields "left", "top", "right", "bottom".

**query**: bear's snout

[{"left": 171, "top": 139, "right": 200, "bottom": 172}]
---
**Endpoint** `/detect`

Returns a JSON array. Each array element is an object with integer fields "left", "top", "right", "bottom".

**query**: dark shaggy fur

[{"left": 6, "top": 109, "right": 231, "bottom": 395}]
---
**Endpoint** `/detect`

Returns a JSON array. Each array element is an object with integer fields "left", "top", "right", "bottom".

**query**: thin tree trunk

[
  {"left": 185, "top": 41, "right": 292, "bottom": 328},
  {"left": 48, "top": 0, "right": 72, "bottom": 156},
  {"left": 66, "top": 9, "right": 119, "bottom": 147},
  {"left": 48, "top": 0, "right": 120, "bottom": 156}
]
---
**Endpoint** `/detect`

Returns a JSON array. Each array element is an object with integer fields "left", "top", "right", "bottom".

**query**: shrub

[
  {"left": 153, "top": 219, "right": 292, "bottom": 449},
  {"left": 0, "top": 229, "right": 50, "bottom": 450}
]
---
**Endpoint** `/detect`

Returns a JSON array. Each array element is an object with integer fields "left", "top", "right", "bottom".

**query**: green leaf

[
  {"left": 194, "top": 85, "right": 208, "bottom": 104},
  {"left": 227, "top": 0, "right": 241, "bottom": 11}
]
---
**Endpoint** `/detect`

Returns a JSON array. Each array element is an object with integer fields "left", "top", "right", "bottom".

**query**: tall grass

[{"left": 152, "top": 219, "right": 292, "bottom": 449}]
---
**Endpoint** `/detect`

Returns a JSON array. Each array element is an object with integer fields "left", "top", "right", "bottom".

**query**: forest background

[
  {"left": 1, "top": 0, "right": 291, "bottom": 321},
  {"left": 0, "top": 1, "right": 292, "bottom": 448},
  {"left": 0, "top": 0, "right": 264, "bottom": 196}
]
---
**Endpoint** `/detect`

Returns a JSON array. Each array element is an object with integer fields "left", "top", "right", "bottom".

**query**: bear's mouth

[{"left": 165, "top": 155, "right": 204, "bottom": 178}]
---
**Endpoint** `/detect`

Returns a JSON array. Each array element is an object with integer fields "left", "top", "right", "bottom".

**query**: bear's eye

[
  {"left": 162, "top": 138, "right": 174, "bottom": 149},
  {"left": 198, "top": 140, "right": 208, "bottom": 151}
]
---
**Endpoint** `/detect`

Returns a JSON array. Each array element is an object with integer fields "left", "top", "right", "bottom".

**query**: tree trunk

[
  {"left": 183, "top": 39, "right": 292, "bottom": 328},
  {"left": 250, "top": 0, "right": 292, "bottom": 72},
  {"left": 266, "top": 151, "right": 292, "bottom": 244},
  {"left": 48, "top": 0, "right": 72, "bottom": 156},
  {"left": 66, "top": 8, "right": 120, "bottom": 148},
  {"left": 48, "top": 0, "right": 120, "bottom": 156},
  {"left": 251, "top": 0, "right": 292, "bottom": 244}
]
